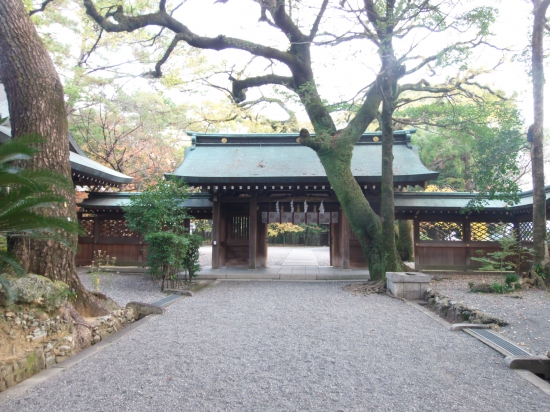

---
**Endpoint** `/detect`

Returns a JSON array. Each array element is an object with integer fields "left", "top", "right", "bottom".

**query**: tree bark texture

[
  {"left": 0, "top": 0, "right": 108, "bottom": 315},
  {"left": 396, "top": 220, "right": 414, "bottom": 262},
  {"left": 531, "top": 0, "right": 550, "bottom": 269},
  {"left": 317, "top": 145, "right": 385, "bottom": 279},
  {"left": 380, "top": 74, "right": 402, "bottom": 272}
]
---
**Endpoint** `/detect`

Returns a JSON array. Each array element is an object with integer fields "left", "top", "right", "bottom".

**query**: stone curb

[
  {"left": 406, "top": 300, "right": 550, "bottom": 397},
  {"left": 450, "top": 323, "right": 492, "bottom": 332}
]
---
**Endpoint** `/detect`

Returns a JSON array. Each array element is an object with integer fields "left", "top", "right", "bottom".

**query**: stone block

[
  {"left": 45, "top": 356, "right": 56, "bottom": 369},
  {"left": 450, "top": 323, "right": 492, "bottom": 332},
  {"left": 125, "top": 301, "right": 165, "bottom": 319},
  {"left": 5, "top": 373, "right": 15, "bottom": 388},
  {"left": 386, "top": 272, "right": 431, "bottom": 300},
  {"left": 56, "top": 356, "right": 69, "bottom": 364},
  {"left": 0, "top": 379, "right": 6, "bottom": 392},
  {"left": 505, "top": 356, "right": 550, "bottom": 379}
]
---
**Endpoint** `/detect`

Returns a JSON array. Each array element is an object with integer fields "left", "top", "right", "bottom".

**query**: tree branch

[
  {"left": 308, "top": 0, "right": 330, "bottom": 41},
  {"left": 29, "top": 0, "right": 55, "bottom": 16},
  {"left": 83, "top": 0, "right": 296, "bottom": 65},
  {"left": 230, "top": 74, "right": 295, "bottom": 103}
]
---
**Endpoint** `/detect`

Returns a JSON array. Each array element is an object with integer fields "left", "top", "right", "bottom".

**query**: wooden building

[
  {"left": 76, "top": 129, "right": 550, "bottom": 271},
  {"left": 165, "top": 130, "right": 437, "bottom": 269}
]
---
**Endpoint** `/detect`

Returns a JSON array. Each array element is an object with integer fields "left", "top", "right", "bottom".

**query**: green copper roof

[
  {"left": 78, "top": 192, "right": 212, "bottom": 209},
  {"left": 169, "top": 130, "right": 438, "bottom": 184}
]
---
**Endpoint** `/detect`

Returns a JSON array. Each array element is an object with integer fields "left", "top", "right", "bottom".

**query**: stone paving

[{"left": 1, "top": 281, "right": 550, "bottom": 411}]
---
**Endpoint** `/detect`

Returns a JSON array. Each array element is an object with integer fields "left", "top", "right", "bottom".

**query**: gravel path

[
  {"left": 4, "top": 282, "right": 549, "bottom": 411},
  {"left": 430, "top": 274, "right": 550, "bottom": 356},
  {"left": 78, "top": 271, "right": 165, "bottom": 307}
]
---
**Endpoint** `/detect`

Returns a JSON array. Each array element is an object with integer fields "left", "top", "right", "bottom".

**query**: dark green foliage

[
  {"left": 0, "top": 135, "right": 77, "bottom": 278},
  {"left": 123, "top": 179, "right": 201, "bottom": 289},
  {"left": 471, "top": 236, "right": 531, "bottom": 275},
  {"left": 123, "top": 179, "right": 192, "bottom": 234},
  {"left": 403, "top": 98, "right": 526, "bottom": 208},
  {"left": 145, "top": 232, "right": 202, "bottom": 290}
]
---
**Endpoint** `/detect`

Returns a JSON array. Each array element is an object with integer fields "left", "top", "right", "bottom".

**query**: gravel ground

[
  {"left": 430, "top": 274, "right": 550, "bottom": 357},
  {"left": 4, "top": 282, "right": 550, "bottom": 411},
  {"left": 78, "top": 271, "right": 166, "bottom": 307}
]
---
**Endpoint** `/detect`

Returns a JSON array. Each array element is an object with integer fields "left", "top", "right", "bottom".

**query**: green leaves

[
  {"left": 124, "top": 179, "right": 201, "bottom": 286},
  {"left": 0, "top": 136, "right": 78, "bottom": 276},
  {"left": 123, "top": 179, "right": 192, "bottom": 234},
  {"left": 403, "top": 94, "right": 526, "bottom": 207}
]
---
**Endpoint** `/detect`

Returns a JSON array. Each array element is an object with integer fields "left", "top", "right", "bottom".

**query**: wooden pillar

[
  {"left": 257, "top": 204, "right": 268, "bottom": 267},
  {"left": 413, "top": 217, "right": 420, "bottom": 270},
  {"left": 93, "top": 214, "right": 100, "bottom": 258},
  {"left": 249, "top": 196, "right": 257, "bottom": 269},
  {"left": 220, "top": 212, "right": 227, "bottom": 267},
  {"left": 341, "top": 211, "right": 350, "bottom": 269},
  {"left": 463, "top": 217, "right": 471, "bottom": 269},
  {"left": 331, "top": 212, "right": 342, "bottom": 268},
  {"left": 183, "top": 218, "right": 191, "bottom": 234},
  {"left": 212, "top": 198, "right": 221, "bottom": 269}
]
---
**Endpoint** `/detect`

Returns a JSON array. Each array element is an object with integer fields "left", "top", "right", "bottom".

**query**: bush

[
  {"left": 145, "top": 232, "right": 201, "bottom": 290},
  {"left": 123, "top": 179, "right": 201, "bottom": 290}
]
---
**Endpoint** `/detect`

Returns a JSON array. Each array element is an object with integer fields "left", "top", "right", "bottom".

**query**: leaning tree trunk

[
  {"left": 531, "top": 0, "right": 550, "bottom": 274},
  {"left": 0, "top": 0, "right": 109, "bottom": 316},
  {"left": 317, "top": 145, "right": 386, "bottom": 280}
]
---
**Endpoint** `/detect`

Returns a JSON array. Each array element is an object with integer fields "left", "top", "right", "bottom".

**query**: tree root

[
  {"left": 342, "top": 280, "right": 387, "bottom": 296},
  {"left": 59, "top": 303, "right": 92, "bottom": 351},
  {"left": 524, "top": 270, "right": 547, "bottom": 291}
]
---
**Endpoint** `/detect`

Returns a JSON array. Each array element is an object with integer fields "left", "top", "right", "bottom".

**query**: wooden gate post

[
  {"left": 249, "top": 196, "right": 257, "bottom": 269},
  {"left": 212, "top": 197, "right": 221, "bottom": 269}
]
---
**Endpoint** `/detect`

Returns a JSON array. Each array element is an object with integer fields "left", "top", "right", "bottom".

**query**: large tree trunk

[
  {"left": 0, "top": 0, "right": 109, "bottom": 316},
  {"left": 531, "top": 0, "right": 550, "bottom": 274},
  {"left": 317, "top": 145, "right": 386, "bottom": 280},
  {"left": 380, "top": 76, "right": 402, "bottom": 273}
]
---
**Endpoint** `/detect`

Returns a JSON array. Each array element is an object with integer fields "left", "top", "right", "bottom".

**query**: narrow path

[{"left": 2, "top": 282, "right": 549, "bottom": 411}]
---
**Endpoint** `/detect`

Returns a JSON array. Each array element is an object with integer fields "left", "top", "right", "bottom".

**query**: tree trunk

[
  {"left": 531, "top": 0, "right": 550, "bottom": 273},
  {"left": 396, "top": 220, "right": 414, "bottom": 262},
  {"left": 317, "top": 146, "right": 386, "bottom": 279},
  {"left": 380, "top": 78, "right": 402, "bottom": 272},
  {"left": 0, "top": 0, "right": 109, "bottom": 316}
]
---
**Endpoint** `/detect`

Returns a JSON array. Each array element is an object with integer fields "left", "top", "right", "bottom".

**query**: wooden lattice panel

[
  {"left": 80, "top": 219, "right": 95, "bottom": 238},
  {"left": 229, "top": 216, "right": 249, "bottom": 240},
  {"left": 519, "top": 222, "right": 533, "bottom": 242},
  {"left": 99, "top": 219, "right": 140, "bottom": 238},
  {"left": 471, "top": 222, "right": 514, "bottom": 242},
  {"left": 419, "top": 222, "right": 462, "bottom": 241}
]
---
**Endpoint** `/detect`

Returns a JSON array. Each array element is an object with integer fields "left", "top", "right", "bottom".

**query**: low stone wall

[
  {"left": 0, "top": 336, "right": 79, "bottom": 391},
  {"left": 425, "top": 289, "right": 508, "bottom": 326}
]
